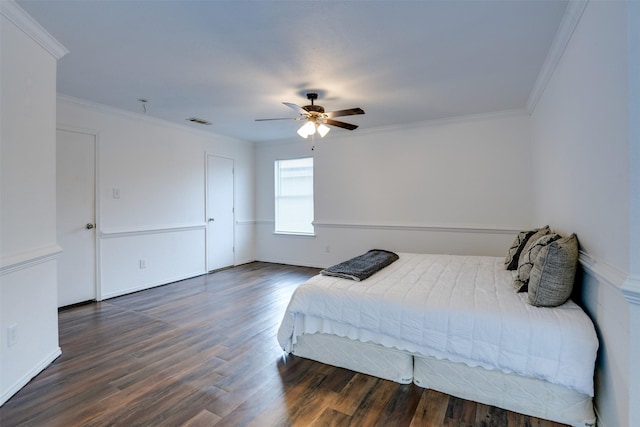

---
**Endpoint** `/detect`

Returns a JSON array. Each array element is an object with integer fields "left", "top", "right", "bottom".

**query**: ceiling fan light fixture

[
  {"left": 256, "top": 92, "right": 365, "bottom": 140},
  {"left": 317, "top": 123, "right": 330, "bottom": 137},
  {"left": 297, "top": 125, "right": 310, "bottom": 138},
  {"left": 298, "top": 121, "right": 317, "bottom": 138}
]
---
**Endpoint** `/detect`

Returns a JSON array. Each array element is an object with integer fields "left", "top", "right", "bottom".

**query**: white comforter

[{"left": 277, "top": 253, "right": 598, "bottom": 396}]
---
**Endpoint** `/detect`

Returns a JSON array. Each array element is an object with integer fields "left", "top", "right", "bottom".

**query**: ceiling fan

[{"left": 255, "top": 93, "right": 365, "bottom": 138}]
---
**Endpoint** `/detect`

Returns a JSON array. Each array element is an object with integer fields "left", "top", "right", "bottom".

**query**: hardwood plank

[
  {"left": 330, "top": 373, "right": 380, "bottom": 416},
  {"left": 182, "top": 409, "right": 222, "bottom": 427},
  {"left": 0, "top": 262, "right": 570, "bottom": 427},
  {"left": 411, "top": 388, "right": 450, "bottom": 427},
  {"left": 347, "top": 377, "right": 399, "bottom": 425}
]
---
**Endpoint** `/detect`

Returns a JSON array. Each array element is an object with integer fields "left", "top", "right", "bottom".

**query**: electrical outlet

[
  {"left": 7, "top": 324, "right": 18, "bottom": 347},
  {"left": 139, "top": 259, "right": 146, "bottom": 269},
  {"left": 325, "top": 245, "right": 331, "bottom": 253},
  {"left": 112, "top": 188, "right": 120, "bottom": 199}
]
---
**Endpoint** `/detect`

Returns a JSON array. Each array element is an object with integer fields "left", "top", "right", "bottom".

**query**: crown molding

[
  {"left": 57, "top": 94, "right": 255, "bottom": 147},
  {"left": 526, "top": 0, "right": 589, "bottom": 113},
  {"left": 355, "top": 109, "right": 529, "bottom": 138},
  {"left": 257, "top": 108, "right": 529, "bottom": 147},
  {"left": 0, "top": 0, "right": 68, "bottom": 59}
]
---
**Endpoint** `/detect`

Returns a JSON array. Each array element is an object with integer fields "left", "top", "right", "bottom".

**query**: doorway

[
  {"left": 56, "top": 128, "right": 98, "bottom": 307},
  {"left": 206, "top": 155, "right": 235, "bottom": 272}
]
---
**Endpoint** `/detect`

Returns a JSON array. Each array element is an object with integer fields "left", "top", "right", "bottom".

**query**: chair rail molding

[
  {"left": 0, "top": 244, "right": 63, "bottom": 275},
  {"left": 100, "top": 223, "right": 206, "bottom": 239},
  {"left": 312, "top": 221, "right": 521, "bottom": 235},
  {"left": 621, "top": 276, "right": 640, "bottom": 305},
  {"left": 578, "top": 250, "right": 628, "bottom": 294}
]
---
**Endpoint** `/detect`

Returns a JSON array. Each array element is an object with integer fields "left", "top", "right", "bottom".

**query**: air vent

[{"left": 186, "top": 117, "right": 212, "bottom": 126}]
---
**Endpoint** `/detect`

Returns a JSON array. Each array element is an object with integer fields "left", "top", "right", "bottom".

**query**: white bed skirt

[
  {"left": 290, "top": 333, "right": 596, "bottom": 427},
  {"left": 413, "top": 355, "right": 595, "bottom": 427},
  {"left": 292, "top": 332, "right": 413, "bottom": 384}
]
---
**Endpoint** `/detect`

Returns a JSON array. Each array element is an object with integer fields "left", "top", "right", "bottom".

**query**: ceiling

[{"left": 17, "top": 0, "right": 569, "bottom": 143}]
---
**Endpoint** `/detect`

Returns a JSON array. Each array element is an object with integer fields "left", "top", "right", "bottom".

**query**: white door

[
  {"left": 206, "top": 155, "right": 234, "bottom": 271},
  {"left": 56, "top": 129, "right": 97, "bottom": 307}
]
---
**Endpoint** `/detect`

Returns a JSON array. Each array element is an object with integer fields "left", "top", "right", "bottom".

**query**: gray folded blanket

[{"left": 320, "top": 249, "right": 399, "bottom": 281}]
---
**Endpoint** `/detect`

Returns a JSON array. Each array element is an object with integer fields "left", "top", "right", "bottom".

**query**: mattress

[{"left": 277, "top": 253, "right": 598, "bottom": 396}]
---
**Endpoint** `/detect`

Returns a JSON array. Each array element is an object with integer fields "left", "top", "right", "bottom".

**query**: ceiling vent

[{"left": 186, "top": 117, "right": 212, "bottom": 126}]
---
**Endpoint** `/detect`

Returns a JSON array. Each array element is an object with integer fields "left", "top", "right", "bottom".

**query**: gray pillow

[
  {"left": 528, "top": 234, "right": 579, "bottom": 307},
  {"left": 504, "top": 229, "right": 538, "bottom": 270},
  {"left": 517, "top": 225, "right": 550, "bottom": 267},
  {"left": 514, "top": 233, "right": 561, "bottom": 292}
]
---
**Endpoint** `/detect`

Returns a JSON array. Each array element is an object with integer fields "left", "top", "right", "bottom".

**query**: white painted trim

[
  {"left": 57, "top": 94, "right": 254, "bottom": 147},
  {"left": 100, "top": 271, "right": 204, "bottom": 300},
  {"left": 100, "top": 224, "right": 206, "bottom": 239},
  {"left": 621, "top": 276, "right": 640, "bottom": 305},
  {"left": 0, "top": 245, "right": 62, "bottom": 275},
  {"left": 0, "top": 347, "right": 61, "bottom": 406},
  {"left": 578, "top": 250, "right": 629, "bottom": 293},
  {"left": 526, "top": 0, "right": 589, "bottom": 113},
  {"left": 235, "top": 219, "right": 256, "bottom": 225},
  {"left": 0, "top": 0, "right": 68, "bottom": 59},
  {"left": 255, "top": 256, "right": 323, "bottom": 269},
  {"left": 255, "top": 219, "right": 275, "bottom": 225},
  {"left": 272, "top": 232, "right": 316, "bottom": 238},
  {"left": 56, "top": 123, "right": 98, "bottom": 137},
  {"left": 355, "top": 109, "right": 529, "bottom": 139},
  {"left": 257, "top": 109, "right": 529, "bottom": 147},
  {"left": 312, "top": 221, "right": 521, "bottom": 235}
]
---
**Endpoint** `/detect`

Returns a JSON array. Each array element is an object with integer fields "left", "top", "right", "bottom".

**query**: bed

[{"left": 277, "top": 250, "right": 598, "bottom": 427}]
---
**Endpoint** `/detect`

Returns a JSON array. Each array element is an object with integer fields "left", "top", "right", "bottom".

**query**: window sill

[{"left": 273, "top": 231, "right": 316, "bottom": 238}]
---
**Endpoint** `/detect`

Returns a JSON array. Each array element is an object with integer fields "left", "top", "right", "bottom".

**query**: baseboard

[
  {"left": 254, "top": 256, "right": 323, "bottom": 269},
  {"left": 100, "top": 270, "right": 205, "bottom": 300},
  {"left": 0, "top": 347, "right": 61, "bottom": 407}
]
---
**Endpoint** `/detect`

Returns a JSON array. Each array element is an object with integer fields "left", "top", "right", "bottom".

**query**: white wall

[
  {"left": 530, "top": 2, "right": 637, "bottom": 426},
  {"left": 625, "top": 1, "right": 640, "bottom": 424},
  {"left": 56, "top": 97, "right": 256, "bottom": 299},
  {"left": 0, "top": 1, "right": 67, "bottom": 405},
  {"left": 256, "top": 113, "right": 533, "bottom": 267}
]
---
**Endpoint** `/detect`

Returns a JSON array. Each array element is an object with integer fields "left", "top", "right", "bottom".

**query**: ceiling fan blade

[
  {"left": 325, "top": 107, "right": 365, "bottom": 118},
  {"left": 283, "top": 102, "right": 309, "bottom": 116},
  {"left": 255, "top": 117, "right": 301, "bottom": 121},
  {"left": 325, "top": 119, "right": 359, "bottom": 131}
]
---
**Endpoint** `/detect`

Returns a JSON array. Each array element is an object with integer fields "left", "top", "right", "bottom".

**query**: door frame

[
  {"left": 205, "top": 153, "right": 236, "bottom": 272},
  {"left": 57, "top": 124, "right": 102, "bottom": 301}
]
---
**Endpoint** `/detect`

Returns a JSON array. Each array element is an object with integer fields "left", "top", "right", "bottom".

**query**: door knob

[
  {"left": 208, "top": 218, "right": 215, "bottom": 222},
  {"left": 86, "top": 223, "right": 95, "bottom": 230}
]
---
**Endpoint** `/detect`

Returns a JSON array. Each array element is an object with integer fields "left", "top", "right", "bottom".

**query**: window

[{"left": 274, "top": 157, "right": 314, "bottom": 235}]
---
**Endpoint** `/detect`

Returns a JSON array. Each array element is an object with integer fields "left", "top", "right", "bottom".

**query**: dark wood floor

[{"left": 0, "top": 262, "right": 567, "bottom": 427}]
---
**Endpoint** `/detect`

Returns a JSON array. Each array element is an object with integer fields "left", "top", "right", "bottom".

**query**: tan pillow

[
  {"left": 528, "top": 234, "right": 579, "bottom": 307},
  {"left": 514, "top": 233, "right": 561, "bottom": 292}
]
